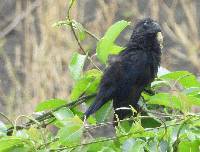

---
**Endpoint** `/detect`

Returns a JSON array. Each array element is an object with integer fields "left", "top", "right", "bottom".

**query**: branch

[
  {"left": 172, "top": 116, "right": 194, "bottom": 151},
  {"left": 0, "top": 112, "right": 14, "bottom": 127},
  {"left": 7, "top": 93, "right": 96, "bottom": 135},
  {"left": 84, "top": 115, "right": 170, "bottom": 130},
  {"left": 84, "top": 29, "right": 100, "bottom": 41},
  {"left": 84, "top": 112, "right": 200, "bottom": 130}
]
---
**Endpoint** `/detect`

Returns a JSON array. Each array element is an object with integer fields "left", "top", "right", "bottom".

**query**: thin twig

[
  {"left": 145, "top": 110, "right": 182, "bottom": 117},
  {"left": 84, "top": 29, "right": 100, "bottom": 41},
  {"left": 0, "top": 112, "right": 14, "bottom": 127},
  {"left": 6, "top": 94, "right": 96, "bottom": 134},
  {"left": 37, "top": 138, "right": 59, "bottom": 150},
  {"left": 85, "top": 115, "right": 170, "bottom": 130},
  {"left": 85, "top": 112, "right": 200, "bottom": 130},
  {"left": 28, "top": 94, "right": 96, "bottom": 125},
  {"left": 13, "top": 115, "right": 48, "bottom": 149},
  {"left": 156, "top": 117, "right": 168, "bottom": 151},
  {"left": 71, "top": 23, "right": 100, "bottom": 41},
  {"left": 172, "top": 115, "right": 194, "bottom": 151},
  {"left": 66, "top": 1, "right": 102, "bottom": 71}
]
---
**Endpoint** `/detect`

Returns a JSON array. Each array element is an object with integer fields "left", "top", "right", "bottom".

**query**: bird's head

[
  {"left": 134, "top": 18, "right": 161, "bottom": 34},
  {"left": 130, "top": 18, "right": 163, "bottom": 50}
]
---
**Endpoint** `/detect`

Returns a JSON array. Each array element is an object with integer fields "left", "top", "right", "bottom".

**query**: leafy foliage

[
  {"left": 35, "top": 99, "right": 66, "bottom": 112},
  {"left": 57, "top": 116, "right": 83, "bottom": 146},
  {"left": 96, "top": 20, "right": 130, "bottom": 64},
  {"left": 70, "top": 69, "right": 101, "bottom": 100},
  {"left": 0, "top": 3, "right": 200, "bottom": 152},
  {"left": 69, "top": 52, "right": 87, "bottom": 80}
]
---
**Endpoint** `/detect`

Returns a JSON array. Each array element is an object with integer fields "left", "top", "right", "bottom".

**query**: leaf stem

[{"left": 66, "top": 1, "right": 102, "bottom": 71}]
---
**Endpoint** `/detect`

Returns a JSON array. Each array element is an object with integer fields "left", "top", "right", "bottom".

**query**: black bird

[{"left": 85, "top": 18, "right": 163, "bottom": 120}]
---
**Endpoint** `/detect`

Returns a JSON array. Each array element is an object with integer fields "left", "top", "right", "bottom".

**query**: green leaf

[
  {"left": 69, "top": 52, "right": 87, "bottom": 80},
  {"left": 57, "top": 116, "right": 83, "bottom": 146},
  {"left": 95, "top": 100, "right": 112, "bottom": 123},
  {"left": 48, "top": 140, "right": 61, "bottom": 149},
  {"left": 183, "top": 87, "right": 200, "bottom": 96},
  {"left": 70, "top": 77, "right": 92, "bottom": 100},
  {"left": 78, "top": 30, "right": 86, "bottom": 41},
  {"left": 184, "top": 95, "right": 200, "bottom": 106},
  {"left": 72, "top": 20, "right": 86, "bottom": 41},
  {"left": 53, "top": 19, "right": 86, "bottom": 41},
  {"left": 86, "top": 75, "right": 101, "bottom": 94},
  {"left": 82, "top": 139, "right": 116, "bottom": 152},
  {"left": 146, "top": 139, "right": 170, "bottom": 152},
  {"left": 96, "top": 20, "right": 130, "bottom": 64},
  {"left": 151, "top": 80, "right": 170, "bottom": 89},
  {"left": 178, "top": 140, "right": 200, "bottom": 152},
  {"left": 53, "top": 108, "right": 74, "bottom": 128},
  {"left": 122, "top": 139, "right": 146, "bottom": 152},
  {"left": 98, "top": 147, "right": 116, "bottom": 152},
  {"left": 160, "top": 71, "right": 200, "bottom": 88},
  {"left": 70, "top": 69, "right": 101, "bottom": 100},
  {"left": 141, "top": 117, "right": 161, "bottom": 128},
  {"left": 170, "top": 93, "right": 200, "bottom": 112},
  {"left": 53, "top": 107, "right": 74, "bottom": 122},
  {"left": 102, "top": 20, "right": 130, "bottom": 42},
  {"left": 129, "top": 122, "right": 155, "bottom": 138},
  {"left": 116, "top": 121, "right": 131, "bottom": 136},
  {"left": 35, "top": 99, "right": 66, "bottom": 112},
  {"left": 159, "top": 140, "right": 170, "bottom": 152},
  {"left": 129, "top": 122, "right": 145, "bottom": 135},
  {"left": 27, "top": 127, "right": 42, "bottom": 142},
  {"left": 147, "top": 93, "right": 182, "bottom": 109},
  {"left": 0, "top": 137, "right": 34, "bottom": 152}
]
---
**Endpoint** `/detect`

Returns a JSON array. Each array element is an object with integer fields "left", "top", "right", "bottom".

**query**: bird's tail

[
  {"left": 84, "top": 98, "right": 105, "bottom": 118},
  {"left": 84, "top": 84, "right": 114, "bottom": 119},
  {"left": 84, "top": 89, "right": 112, "bottom": 118}
]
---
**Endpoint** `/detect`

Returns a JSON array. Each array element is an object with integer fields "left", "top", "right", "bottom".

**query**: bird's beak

[
  {"left": 156, "top": 32, "right": 163, "bottom": 49},
  {"left": 152, "top": 22, "right": 162, "bottom": 32}
]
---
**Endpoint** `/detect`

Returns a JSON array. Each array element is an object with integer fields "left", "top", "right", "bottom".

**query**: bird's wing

[
  {"left": 112, "top": 51, "right": 151, "bottom": 119},
  {"left": 120, "top": 50, "right": 150, "bottom": 84},
  {"left": 85, "top": 51, "right": 149, "bottom": 118},
  {"left": 84, "top": 61, "right": 122, "bottom": 118}
]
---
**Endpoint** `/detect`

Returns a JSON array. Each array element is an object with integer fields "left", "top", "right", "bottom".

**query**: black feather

[{"left": 85, "top": 18, "right": 162, "bottom": 120}]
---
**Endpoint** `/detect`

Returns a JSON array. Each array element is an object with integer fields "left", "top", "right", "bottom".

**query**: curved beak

[
  {"left": 157, "top": 32, "right": 163, "bottom": 49},
  {"left": 152, "top": 22, "right": 162, "bottom": 32},
  {"left": 146, "top": 21, "right": 162, "bottom": 35}
]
